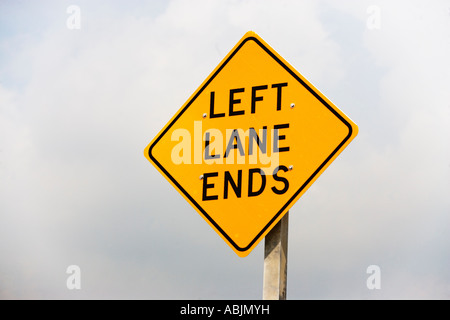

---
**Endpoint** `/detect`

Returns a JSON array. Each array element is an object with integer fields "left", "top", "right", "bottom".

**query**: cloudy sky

[{"left": 1, "top": 0, "right": 449, "bottom": 299}]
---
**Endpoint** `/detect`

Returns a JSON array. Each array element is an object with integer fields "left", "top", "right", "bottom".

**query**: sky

[{"left": 0, "top": 0, "right": 449, "bottom": 299}]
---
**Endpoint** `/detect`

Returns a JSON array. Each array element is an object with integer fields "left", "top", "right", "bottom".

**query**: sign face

[{"left": 144, "top": 31, "right": 358, "bottom": 257}]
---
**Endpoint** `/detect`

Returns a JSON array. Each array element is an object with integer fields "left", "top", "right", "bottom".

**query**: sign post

[{"left": 263, "top": 212, "right": 289, "bottom": 300}]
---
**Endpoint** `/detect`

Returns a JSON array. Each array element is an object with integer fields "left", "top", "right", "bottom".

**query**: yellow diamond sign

[{"left": 144, "top": 31, "right": 358, "bottom": 257}]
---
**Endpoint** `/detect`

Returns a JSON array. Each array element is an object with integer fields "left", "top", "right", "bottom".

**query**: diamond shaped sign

[{"left": 144, "top": 31, "right": 358, "bottom": 257}]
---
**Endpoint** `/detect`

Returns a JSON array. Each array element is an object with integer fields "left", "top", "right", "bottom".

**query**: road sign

[{"left": 144, "top": 31, "right": 358, "bottom": 257}]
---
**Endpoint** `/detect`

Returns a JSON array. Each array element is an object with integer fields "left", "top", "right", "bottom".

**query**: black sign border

[{"left": 148, "top": 35, "right": 354, "bottom": 253}]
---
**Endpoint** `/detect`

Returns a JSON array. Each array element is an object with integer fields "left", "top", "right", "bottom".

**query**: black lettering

[
  {"left": 248, "top": 127, "right": 267, "bottom": 155},
  {"left": 248, "top": 168, "right": 266, "bottom": 197},
  {"left": 272, "top": 82, "right": 288, "bottom": 111},
  {"left": 202, "top": 172, "right": 218, "bottom": 201},
  {"left": 204, "top": 132, "right": 220, "bottom": 160},
  {"left": 271, "top": 166, "right": 289, "bottom": 195},
  {"left": 229, "top": 88, "right": 245, "bottom": 116},
  {"left": 251, "top": 85, "right": 268, "bottom": 114},
  {"left": 209, "top": 91, "right": 225, "bottom": 118},
  {"left": 224, "top": 170, "right": 242, "bottom": 199},
  {"left": 273, "top": 123, "right": 290, "bottom": 153},
  {"left": 224, "top": 129, "right": 245, "bottom": 158}
]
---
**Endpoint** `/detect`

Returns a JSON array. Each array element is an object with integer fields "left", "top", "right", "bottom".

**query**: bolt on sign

[{"left": 144, "top": 31, "right": 358, "bottom": 257}]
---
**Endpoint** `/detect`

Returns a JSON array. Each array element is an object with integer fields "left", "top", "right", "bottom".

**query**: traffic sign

[{"left": 144, "top": 31, "right": 358, "bottom": 257}]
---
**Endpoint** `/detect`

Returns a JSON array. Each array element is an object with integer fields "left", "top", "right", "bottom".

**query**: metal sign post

[{"left": 263, "top": 212, "right": 289, "bottom": 300}]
